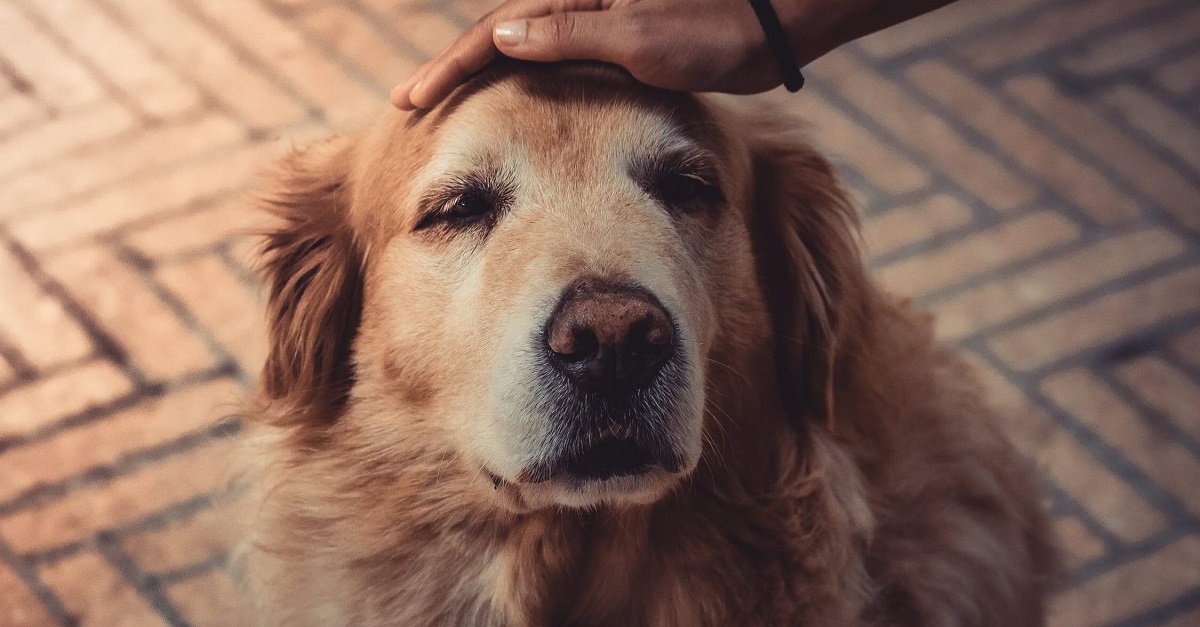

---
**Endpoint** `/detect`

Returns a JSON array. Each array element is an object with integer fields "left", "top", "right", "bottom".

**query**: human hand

[{"left": 390, "top": 0, "right": 830, "bottom": 110}]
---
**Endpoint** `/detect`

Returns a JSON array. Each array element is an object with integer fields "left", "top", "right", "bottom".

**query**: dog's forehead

[{"left": 444, "top": 84, "right": 695, "bottom": 173}]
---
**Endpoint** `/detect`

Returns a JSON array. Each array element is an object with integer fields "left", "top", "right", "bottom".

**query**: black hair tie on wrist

[{"left": 746, "top": 0, "right": 805, "bottom": 92}]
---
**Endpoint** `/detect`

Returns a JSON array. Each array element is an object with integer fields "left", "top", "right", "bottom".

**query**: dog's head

[{"left": 255, "top": 63, "right": 865, "bottom": 511}]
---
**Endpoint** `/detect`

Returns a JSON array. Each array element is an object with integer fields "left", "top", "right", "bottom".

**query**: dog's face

[{"left": 257, "top": 64, "right": 862, "bottom": 512}]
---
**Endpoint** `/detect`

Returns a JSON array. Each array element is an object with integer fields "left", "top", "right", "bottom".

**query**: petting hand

[
  {"left": 390, "top": 0, "right": 958, "bottom": 110},
  {"left": 390, "top": 0, "right": 829, "bottom": 110}
]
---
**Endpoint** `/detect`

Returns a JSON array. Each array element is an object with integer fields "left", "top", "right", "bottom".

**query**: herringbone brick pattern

[{"left": 0, "top": 0, "right": 1196, "bottom": 624}]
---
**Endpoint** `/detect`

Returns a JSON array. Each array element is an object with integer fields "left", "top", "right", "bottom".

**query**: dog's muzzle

[{"left": 527, "top": 278, "right": 687, "bottom": 482}]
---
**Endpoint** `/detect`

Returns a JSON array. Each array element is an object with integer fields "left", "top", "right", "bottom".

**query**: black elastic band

[{"left": 746, "top": 0, "right": 805, "bottom": 92}]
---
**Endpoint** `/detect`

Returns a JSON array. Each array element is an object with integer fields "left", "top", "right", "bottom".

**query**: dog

[{"left": 234, "top": 61, "right": 1057, "bottom": 626}]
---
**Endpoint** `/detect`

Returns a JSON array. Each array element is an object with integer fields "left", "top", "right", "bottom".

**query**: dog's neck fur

[{"left": 249, "top": 328, "right": 878, "bottom": 627}]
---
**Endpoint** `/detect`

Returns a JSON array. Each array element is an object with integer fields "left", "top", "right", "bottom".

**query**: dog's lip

[{"left": 514, "top": 433, "right": 681, "bottom": 485}]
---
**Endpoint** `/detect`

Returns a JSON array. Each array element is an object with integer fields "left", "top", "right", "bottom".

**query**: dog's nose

[{"left": 546, "top": 280, "right": 674, "bottom": 394}]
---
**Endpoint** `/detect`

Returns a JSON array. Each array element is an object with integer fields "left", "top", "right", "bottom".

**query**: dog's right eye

[{"left": 446, "top": 193, "right": 494, "bottom": 220}]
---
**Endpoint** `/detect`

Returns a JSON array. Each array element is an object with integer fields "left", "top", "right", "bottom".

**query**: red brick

[
  {"left": 0, "top": 92, "right": 43, "bottom": 136},
  {"left": 18, "top": 0, "right": 202, "bottom": 118},
  {"left": 1006, "top": 76, "right": 1200, "bottom": 233},
  {"left": 1116, "top": 358, "right": 1200, "bottom": 443},
  {"left": 959, "top": 0, "right": 1174, "bottom": 71},
  {"left": 1044, "top": 369, "right": 1200, "bottom": 517},
  {"left": 933, "top": 228, "right": 1187, "bottom": 339},
  {"left": 857, "top": 0, "right": 1045, "bottom": 57},
  {"left": 0, "top": 114, "right": 244, "bottom": 212},
  {"left": 167, "top": 569, "right": 251, "bottom": 627},
  {"left": 800, "top": 92, "right": 931, "bottom": 195},
  {"left": 0, "top": 438, "right": 237, "bottom": 553},
  {"left": 393, "top": 10, "right": 463, "bottom": 59},
  {"left": 1054, "top": 515, "right": 1106, "bottom": 569},
  {"left": 157, "top": 255, "right": 267, "bottom": 376},
  {"left": 875, "top": 210, "right": 1079, "bottom": 297},
  {"left": 42, "top": 248, "right": 215, "bottom": 379},
  {"left": 0, "top": 245, "right": 93, "bottom": 369},
  {"left": 123, "top": 196, "right": 271, "bottom": 259},
  {"left": 862, "top": 194, "right": 973, "bottom": 258},
  {"left": 1103, "top": 86, "right": 1200, "bottom": 171},
  {"left": 10, "top": 142, "right": 275, "bottom": 250},
  {"left": 1050, "top": 535, "right": 1200, "bottom": 627},
  {"left": 0, "top": 565, "right": 54, "bottom": 626},
  {"left": 0, "top": 361, "right": 132, "bottom": 440},
  {"left": 39, "top": 552, "right": 163, "bottom": 627},
  {"left": 1059, "top": 5, "right": 1200, "bottom": 76},
  {"left": 908, "top": 61, "right": 1140, "bottom": 224},
  {"left": 967, "top": 355, "right": 1167, "bottom": 542},
  {"left": 103, "top": 0, "right": 307, "bottom": 130},
  {"left": 0, "top": 2, "right": 106, "bottom": 108},
  {"left": 1156, "top": 49, "right": 1200, "bottom": 94},
  {"left": 0, "top": 378, "right": 241, "bottom": 503},
  {"left": 301, "top": 3, "right": 420, "bottom": 89},
  {"left": 989, "top": 265, "right": 1200, "bottom": 370},
  {"left": 187, "top": 0, "right": 381, "bottom": 128},
  {"left": 122, "top": 503, "right": 235, "bottom": 575},
  {"left": 1173, "top": 328, "right": 1200, "bottom": 368},
  {"left": 807, "top": 53, "right": 1036, "bottom": 211},
  {"left": 0, "top": 102, "right": 136, "bottom": 180}
]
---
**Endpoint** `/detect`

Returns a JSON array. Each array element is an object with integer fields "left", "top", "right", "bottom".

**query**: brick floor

[{"left": 0, "top": 0, "right": 1197, "bottom": 625}]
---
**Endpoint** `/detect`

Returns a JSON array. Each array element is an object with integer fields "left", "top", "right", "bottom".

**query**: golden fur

[{"left": 235, "top": 63, "right": 1057, "bottom": 626}]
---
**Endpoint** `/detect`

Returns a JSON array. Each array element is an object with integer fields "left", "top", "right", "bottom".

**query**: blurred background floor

[{"left": 0, "top": 0, "right": 1198, "bottom": 625}]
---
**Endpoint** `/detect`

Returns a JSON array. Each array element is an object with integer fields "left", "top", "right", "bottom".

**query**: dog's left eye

[
  {"left": 447, "top": 193, "right": 494, "bottom": 220},
  {"left": 658, "top": 174, "right": 708, "bottom": 206}
]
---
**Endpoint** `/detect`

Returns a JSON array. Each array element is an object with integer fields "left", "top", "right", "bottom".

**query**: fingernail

[{"left": 494, "top": 20, "right": 527, "bottom": 46}]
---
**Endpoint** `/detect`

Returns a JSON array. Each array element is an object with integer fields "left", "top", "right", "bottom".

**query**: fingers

[{"left": 492, "top": 11, "right": 627, "bottom": 63}]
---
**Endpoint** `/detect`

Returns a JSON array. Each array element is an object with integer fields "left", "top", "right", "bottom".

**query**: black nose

[{"left": 545, "top": 279, "right": 674, "bottom": 394}]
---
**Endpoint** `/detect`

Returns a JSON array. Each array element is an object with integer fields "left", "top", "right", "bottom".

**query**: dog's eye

[
  {"left": 658, "top": 174, "right": 708, "bottom": 206},
  {"left": 447, "top": 193, "right": 494, "bottom": 220}
]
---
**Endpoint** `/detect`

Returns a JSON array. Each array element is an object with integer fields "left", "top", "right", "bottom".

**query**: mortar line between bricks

[
  {"left": 1029, "top": 38, "right": 1200, "bottom": 115},
  {"left": 1158, "top": 350, "right": 1200, "bottom": 386},
  {"left": 0, "top": 533, "right": 75, "bottom": 626},
  {"left": 935, "top": 53, "right": 1200, "bottom": 238},
  {"left": 154, "top": 554, "right": 227, "bottom": 588},
  {"left": 805, "top": 75, "right": 1026, "bottom": 228},
  {"left": 1068, "top": 526, "right": 1196, "bottom": 589},
  {"left": 25, "top": 492, "right": 221, "bottom": 567},
  {"left": 214, "top": 241, "right": 264, "bottom": 294},
  {"left": 946, "top": 254, "right": 1200, "bottom": 349},
  {"left": 342, "top": 0, "right": 436, "bottom": 65},
  {"left": 849, "top": 46, "right": 1119, "bottom": 231},
  {"left": 0, "top": 227, "right": 151, "bottom": 387},
  {"left": 858, "top": 0, "right": 1074, "bottom": 70},
  {"left": 259, "top": 0, "right": 391, "bottom": 98},
  {"left": 0, "top": 56, "right": 57, "bottom": 118},
  {"left": 112, "top": 243, "right": 254, "bottom": 386},
  {"left": 1116, "top": 584, "right": 1200, "bottom": 627},
  {"left": 1088, "top": 84, "right": 1200, "bottom": 189},
  {"left": 967, "top": 343, "right": 1200, "bottom": 531},
  {"left": 0, "top": 364, "right": 234, "bottom": 456},
  {"left": 0, "top": 104, "right": 213, "bottom": 188},
  {"left": 97, "top": 533, "right": 190, "bottom": 626},
  {"left": 0, "top": 419, "right": 241, "bottom": 519},
  {"left": 163, "top": 0, "right": 328, "bottom": 121},
  {"left": 978, "top": 309, "right": 1200, "bottom": 384},
  {"left": 84, "top": 0, "right": 253, "bottom": 134},
  {"left": 1093, "top": 368, "right": 1200, "bottom": 461},
  {"left": 8, "top": 0, "right": 155, "bottom": 125},
  {"left": 0, "top": 335, "right": 38, "bottom": 381},
  {"left": 0, "top": 354, "right": 102, "bottom": 397},
  {"left": 1041, "top": 480, "right": 1124, "bottom": 558},
  {"left": 971, "top": 0, "right": 1200, "bottom": 86}
]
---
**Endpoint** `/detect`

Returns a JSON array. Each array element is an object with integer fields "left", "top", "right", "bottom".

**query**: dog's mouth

[
  {"left": 563, "top": 436, "right": 657, "bottom": 480},
  {"left": 511, "top": 431, "right": 679, "bottom": 486}
]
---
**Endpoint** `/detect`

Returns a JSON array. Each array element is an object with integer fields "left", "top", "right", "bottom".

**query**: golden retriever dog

[{"left": 236, "top": 62, "right": 1057, "bottom": 626}]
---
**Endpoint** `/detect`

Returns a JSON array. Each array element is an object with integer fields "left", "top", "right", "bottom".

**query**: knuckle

[{"left": 545, "top": 14, "right": 577, "bottom": 45}]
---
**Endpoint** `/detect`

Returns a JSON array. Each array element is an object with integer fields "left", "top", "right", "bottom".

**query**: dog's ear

[
  {"left": 747, "top": 121, "right": 870, "bottom": 432},
  {"left": 255, "top": 137, "right": 363, "bottom": 426}
]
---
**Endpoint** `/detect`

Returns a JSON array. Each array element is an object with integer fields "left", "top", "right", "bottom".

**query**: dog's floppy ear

[
  {"left": 255, "top": 137, "right": 363, "bottom": 425},
  {"left": 747, "top": 121, "right": 870, "bottom": 432}
]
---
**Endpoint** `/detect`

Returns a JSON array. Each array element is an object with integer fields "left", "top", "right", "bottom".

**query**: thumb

[{"left": 493, "top": 12, "right": 627, "bottom": 64}]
